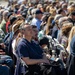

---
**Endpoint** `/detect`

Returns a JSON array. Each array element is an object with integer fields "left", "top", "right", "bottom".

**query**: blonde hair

[
  {"left": 67, "top": 5, "right": 75, "bottom": 14},
  {"left": 46, "top": 5, "right": 50, "bottom": 12},
  {"left": 45, "top": 16, "right": 54, "bottom": 35},
  {"left": 68, "top": 26, "right": 75, "bottom": 43},
  {"left": 67, "top": 26, "right": 75, "bottom": 53},
  {"left": 12, "top": 20, "right": 24, "bottom": 33},
  {"left": 49, "top": 8, "right": 56, "bottom": 16},
  {"left": 62, "top": 23, "right": 73, "bottom": 37},
  {"left": 13, "top": 20, "right": 24, "bottom": 50}
]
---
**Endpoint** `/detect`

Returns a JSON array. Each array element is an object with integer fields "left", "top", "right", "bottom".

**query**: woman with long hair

[
  {"left": 45, "top": 16, "right": 54, "bottom": 35},
  {"left": 61, "top": 23, "right": 73, "bottom": 48},
  {"left": 67, "top": 26, "right": 75, "bottom": 54}
]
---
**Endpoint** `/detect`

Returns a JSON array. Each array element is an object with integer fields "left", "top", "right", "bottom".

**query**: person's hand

[
  {"left": 41, "top": 22, "right": 46, "bottom": 26},
  {"left": 46, "top": 54, "right": 51, "bottom": 59},
  {"left": 42, "top": 58, "right": 50, "bottom": 65},
  {"left": 42, "top": 53, "right": 50, "bottom": 64}
]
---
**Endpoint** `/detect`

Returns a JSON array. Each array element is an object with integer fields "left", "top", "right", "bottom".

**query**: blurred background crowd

[{"left": 0, "top": 0, "right": 75, "bottom": 75}]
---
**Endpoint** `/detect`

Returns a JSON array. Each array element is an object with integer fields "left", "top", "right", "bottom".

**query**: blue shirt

[
  {"left": 31, "top": 18, "right": 42, "bottom": 30},
  {"left": 16, "top": 38, "right": 43, "bottom": 59},
  {"left": 70, "top": 35, "right": 75, "bottom": 55}
]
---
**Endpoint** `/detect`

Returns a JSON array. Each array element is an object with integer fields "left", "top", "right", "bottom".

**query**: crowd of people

[{"left": 0, "top": 0, "right": 75, "bottom": 75}]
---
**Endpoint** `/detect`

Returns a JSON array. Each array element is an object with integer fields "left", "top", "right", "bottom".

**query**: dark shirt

[{"left": 16, "top": 38, "right": 43, "bottom": 59}]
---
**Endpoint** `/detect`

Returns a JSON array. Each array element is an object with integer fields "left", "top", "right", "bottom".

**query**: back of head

[
  {"left": 2, "top": 10, "right": 9, "bottom": 20},
  {"left": 12, "top": 19, "right": 24, "bottom": 34},
  {"left": 54, "top": 14, "right": 63, "bottom": 21},
  {"left": 10, "top": 16, "right": 17, "bottom": 25},
  {"left": 50, "top": 8, "right": 56, "bottom": 16},
  {"left": 37, "top": 4, "right": 42, "bottom": 9},
  {"left": 62, "top": 3, "right": 67, "bottom": 9},
  {"left": 57, "top": 8, "right": 63, "bottom": 14},
  {"left": 34, "top": 9, "right": 43, "bottom": 15},
  {"left": 58, "top": 16, "right": 68, "bottom": 27},
  {"left": 39, "top": 36, "right": 49, "bottom": 46},
  {"left": 70, "top": 11, "right": 75, "bottom": 16},
  {"left": 62, "top": 23, "right": 73, "bottom": 36}
]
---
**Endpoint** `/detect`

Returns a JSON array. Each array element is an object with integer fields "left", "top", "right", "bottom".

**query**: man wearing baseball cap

[{"left": 31, "top": 9, "right": 43, "bottom": 30}]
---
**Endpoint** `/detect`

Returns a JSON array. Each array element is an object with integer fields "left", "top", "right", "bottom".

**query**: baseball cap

[{"left": 34, "top": 9, "right": 43, "bottom": 14}]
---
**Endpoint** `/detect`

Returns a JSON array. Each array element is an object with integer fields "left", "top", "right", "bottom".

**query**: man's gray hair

[{"left": 19, "top": 22, "right": 30, "bottom": 30}]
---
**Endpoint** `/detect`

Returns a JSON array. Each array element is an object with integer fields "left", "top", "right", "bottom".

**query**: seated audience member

[
  {"left": 12, "top": 20, "right": 24, "bottom": 65},
  {"left": 12, "top": 20, "right": 24, "bottom": 56},
  {"left": 0, "top": 43, "right": 14, "bottom": 75}
]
